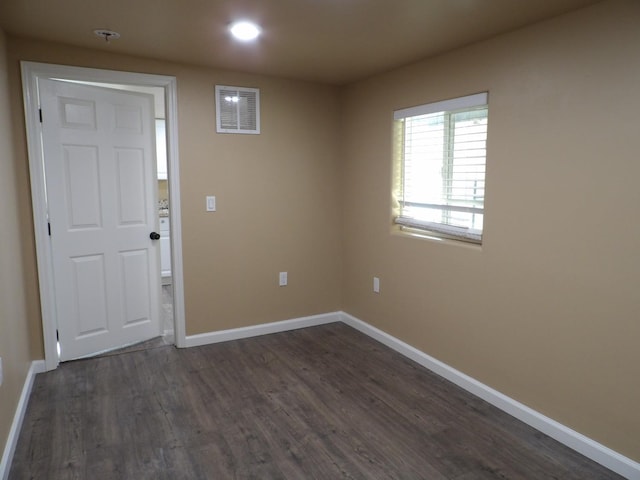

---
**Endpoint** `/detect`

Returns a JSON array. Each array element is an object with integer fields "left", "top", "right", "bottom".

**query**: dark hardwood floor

[{"left": 10, "top": 323, "right": 622, "bottom": 479}]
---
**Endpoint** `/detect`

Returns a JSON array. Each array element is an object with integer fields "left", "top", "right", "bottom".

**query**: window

[
  {"left": 393, "top": 92, "right": 488, "bottom": 243},
  {"left": 215, "top": 85, "right": 260, "bottom": 134}
]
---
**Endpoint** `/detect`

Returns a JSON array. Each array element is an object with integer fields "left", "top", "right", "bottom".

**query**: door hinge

[
  {"left": 48, "top": 222, "right": 51, "bottom": 236},
  {"left": 39, "top": 108, "right": 43, "bottom": 123}
]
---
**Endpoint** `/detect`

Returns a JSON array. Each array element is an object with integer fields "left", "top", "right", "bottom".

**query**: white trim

[
  {"left": 20, "top": 61, "right": 186, "bottom": 368},
  {"left": 164, "top": 77, "right": 186, "bottom": 349},
  {"left": 394, "top": 91, "right": 488, "bottom": 120},
  {"left": 185, "top": 312, "right": 341, "bottom": 348},
  {"left": 21, "top": 64, "right": 57, "bottom": 371},
  {"left": 339, "top": 312, "right": 640, "bottom": 480},
  {"left": 0, "top": 360, "right": 46, "bottom": 480}
]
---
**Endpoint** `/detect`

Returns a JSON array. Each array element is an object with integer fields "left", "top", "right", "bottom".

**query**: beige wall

[
  {"left": 0, "top": 28, "right": 35, "bottom": 461},
  {"left": 341, "top": 0, "right": 640, "bottom": 461},
  {"left": 176, "top": 68, "right": 342, "bottom": 331}
]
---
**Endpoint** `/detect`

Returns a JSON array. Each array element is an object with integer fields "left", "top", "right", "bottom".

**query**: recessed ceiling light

[{"left": 229, "top": 21, "right": 261, "bottom": 41}]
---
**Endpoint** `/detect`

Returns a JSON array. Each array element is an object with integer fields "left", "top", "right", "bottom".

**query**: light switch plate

[
  {"left": 373, "top": 276, "right": 380, "bottom": 293},
  {"left": 279, "top": 272, "right": 288, "bottom": 286},
  {"left": 206, "top": 195, "right": 216, "bottom": 212}
]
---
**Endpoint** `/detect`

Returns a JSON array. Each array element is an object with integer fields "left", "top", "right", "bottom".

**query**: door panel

[
  {"left": 114, "top": 104, "right": 144, "bottom": 133},
  {"left": 71, "top": 254, "right": 109, "bottom": 336},
  {"left": 64, "top": 145, "right": 102, "bottom": 229},
  {"left": 115, "top": 148, "right": 147, "bottom": 225},
  {"left": 40, "top": 78, "right": 161, "bottom": 361},
  {"left": 119, "top": 249, "right": 152, "bottom": 326},
  {"left": 59, "top": 97, "right": 97, "bottom": 129}
]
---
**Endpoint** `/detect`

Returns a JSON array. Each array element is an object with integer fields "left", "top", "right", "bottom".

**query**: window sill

[{"left": 391, "top": 225, "right": 483, "bottom": 250}]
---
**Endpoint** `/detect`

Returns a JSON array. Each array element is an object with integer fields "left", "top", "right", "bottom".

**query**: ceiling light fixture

[
  {"left": 94, "top": 29, "right": 121, "bottom": 43},
  {"left": 229, "top": 21, "right": 261, "bottom": 41}
]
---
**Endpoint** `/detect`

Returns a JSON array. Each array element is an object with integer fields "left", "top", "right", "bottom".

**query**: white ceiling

[{"left": 0, "top": 0, "right": 602, "bottom": 85}]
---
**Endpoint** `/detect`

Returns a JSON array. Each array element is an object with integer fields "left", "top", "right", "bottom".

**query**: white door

[{"left": 39, "top": 79, "right": 162, "bottom": 361}]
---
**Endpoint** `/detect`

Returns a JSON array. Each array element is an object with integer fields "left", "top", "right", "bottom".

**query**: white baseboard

[
  {"left": 339, "top": 312, "right": 640, "bottom": 480},
  {"left": 0, "top": 360, "right": 46, "bottom": 480},
  {"left": 184, "top": 311, "right": 341, "bottom": 348}
]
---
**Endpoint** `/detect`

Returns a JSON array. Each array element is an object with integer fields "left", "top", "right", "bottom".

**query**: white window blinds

[
  {"left": 215, "top": 85, "right": 260, "bottom": 134},
  {"left": 394, "top": 93, "right": 488, "bottom": 243}
]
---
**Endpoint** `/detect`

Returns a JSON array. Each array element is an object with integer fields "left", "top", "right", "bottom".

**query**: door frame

[{"left": 21, "top": 61, "right": 186, "bottom": 371}]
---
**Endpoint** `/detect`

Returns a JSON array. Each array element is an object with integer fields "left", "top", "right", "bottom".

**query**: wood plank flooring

[{"left": 9, "top": 323, "right": 622, "bottom": 479}]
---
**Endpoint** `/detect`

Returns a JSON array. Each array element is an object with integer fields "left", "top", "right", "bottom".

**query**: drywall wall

[
  {"left": 0, "top": 27, "right": 35, "bottom": 466},
  {"left": 341, "top": 0, "right": 639, "bottom": 461},
  {"left": 6, "top": 37, "right": 343, "bottom": 346}
]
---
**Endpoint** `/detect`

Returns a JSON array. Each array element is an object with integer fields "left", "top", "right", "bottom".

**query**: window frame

[{"left": 393, "top": 92, "right": 489, "bottom": 244}]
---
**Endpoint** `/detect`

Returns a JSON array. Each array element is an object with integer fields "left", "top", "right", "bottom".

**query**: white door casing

[
  {"left": 40, "top": 79, "right": 161, "bottom": 361},
  {"left": 22, "top": 62, "right": 186, "bottom": 371}
]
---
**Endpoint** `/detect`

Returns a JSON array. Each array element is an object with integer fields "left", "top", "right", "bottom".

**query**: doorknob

[{"left": 150, "top": 232, "right": 161, "bottom": 240}]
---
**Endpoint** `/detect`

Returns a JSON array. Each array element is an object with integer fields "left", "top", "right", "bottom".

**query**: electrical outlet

[
  {"left": 206, "top": 195, "right": 216, "bottom": 212},
  {"left": 279, "top": 272, "right": 288, "bottom": 287},
  {"left": 373, "top": 276, "right": 380, "bottom": 293}
]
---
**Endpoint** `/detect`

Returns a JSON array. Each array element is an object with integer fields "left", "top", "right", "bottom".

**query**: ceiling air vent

[{"left": 215, "top": 85, "right": 260, "bottom": 134}]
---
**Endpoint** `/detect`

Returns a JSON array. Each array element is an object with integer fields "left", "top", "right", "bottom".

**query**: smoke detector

[{"left": 93, "top": 29, "right": 121, "bottom": 43}]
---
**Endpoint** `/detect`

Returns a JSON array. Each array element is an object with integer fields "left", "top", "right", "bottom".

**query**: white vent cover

[{"left": 215, "top": 85, "right": 260, "bottom": 134}]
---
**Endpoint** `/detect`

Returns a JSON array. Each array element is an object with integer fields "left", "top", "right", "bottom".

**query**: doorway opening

[{"left": 22, "top": 62, "right": 186, "bottom": 370}]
